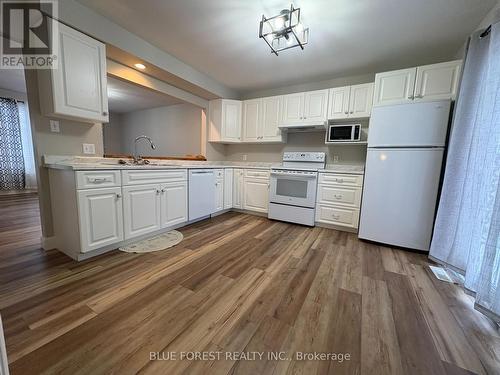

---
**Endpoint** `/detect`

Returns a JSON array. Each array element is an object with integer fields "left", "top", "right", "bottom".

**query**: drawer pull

[
  {"left": 332, "top": 214, "right": 340, "bottom": 220},
  {"left": 333, "top": 178, "right": 344, "bottom": 183},
  {"left": 90, "top": 177, "right": 109, "bottom": 183},
  {"left": 334, "top": 194, "right": 343, "bottom": 199}
]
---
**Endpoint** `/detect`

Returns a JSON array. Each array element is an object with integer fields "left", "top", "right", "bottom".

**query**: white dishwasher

[{"left": 189, "top": 169, "right": 215, "bottom": 221}]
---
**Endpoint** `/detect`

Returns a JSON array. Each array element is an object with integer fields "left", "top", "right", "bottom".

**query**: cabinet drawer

[
  {"left": 122, "top": 169, "right": 187, "bottom": 185},
  {"left": 214, "top": 169, "right": 224, "bottom": 179},
  {"left": 315, "top": 204, "right": 360, "bottom": 228},
  {"left": 244, "top": 169, "right": 270, "bottom": 179},
  {"left": 319, "top": 173, "right": 363, "bottom": 187},
  {"left": 317, "top": 185, "right": 361, "bottom": 207},
  {"left": 76, "top": 171, "right": 121, "bottom": 189}
]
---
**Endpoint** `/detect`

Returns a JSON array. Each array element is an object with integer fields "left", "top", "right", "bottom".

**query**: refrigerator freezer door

[
  {"left": 368, "top": 100, "right": 451, "bottom": 147},
  {"left": 358, "top": 148, "right": 444, "bottom": 251}
]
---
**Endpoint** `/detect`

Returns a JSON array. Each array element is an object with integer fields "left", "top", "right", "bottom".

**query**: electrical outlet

[
  {"left": 82, "top": 143, "right": 96, "bottom": 155},
  {"left": 49, "top": 120, "right": 60, "bottom": 133},
  {"left": 333, "top": 155, "right": 340, "bottom": 163},
  {"left": 242, "top": 154, "right": 248, "bottom": 161}
]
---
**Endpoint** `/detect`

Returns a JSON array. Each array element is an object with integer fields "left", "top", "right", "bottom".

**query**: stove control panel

[{"left": 283, "top": 152, "right": 326, "bottom": 162}]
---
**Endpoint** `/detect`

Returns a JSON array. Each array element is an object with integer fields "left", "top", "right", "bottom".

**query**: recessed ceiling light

[{"left": 134, "top": 63, "right": 146, "bottom": 70}]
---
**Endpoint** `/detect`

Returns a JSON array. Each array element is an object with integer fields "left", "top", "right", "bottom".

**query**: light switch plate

[
  {"left": 82, "top": 143, "right": 96, "bottom": 155},
  {"left": 49, "top": 120, "right": 60, "bottom": 133}
]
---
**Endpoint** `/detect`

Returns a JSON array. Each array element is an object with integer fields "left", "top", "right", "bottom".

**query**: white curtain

[
  {"left": 429, "top": 23, "right": 500, "bottom": 321},
  {"left": 17, "top": 101, "right": 37, "bottom": 189}
]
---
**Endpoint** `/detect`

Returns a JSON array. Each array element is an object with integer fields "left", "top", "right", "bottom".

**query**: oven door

[{"left": 269, "top": 171, "right": 317, "bottom": 208}]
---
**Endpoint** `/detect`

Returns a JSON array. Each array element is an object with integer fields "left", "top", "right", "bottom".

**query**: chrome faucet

[{"left": 133, "top": 135, "right": 156, "bottom": 164}]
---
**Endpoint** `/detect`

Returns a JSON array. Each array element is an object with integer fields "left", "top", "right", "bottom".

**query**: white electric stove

[{"left": 268, "top": 152, "right": 326, "bottom": 226}]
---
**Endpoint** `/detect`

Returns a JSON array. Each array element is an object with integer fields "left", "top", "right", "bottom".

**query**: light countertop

[{"left": 43, "top": 156, "right": 364, "bottom": 174}]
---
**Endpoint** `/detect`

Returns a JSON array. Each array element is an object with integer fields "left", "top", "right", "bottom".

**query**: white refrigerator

[{"left": 358, "top": 100, "right": 451, "bottom": 251}]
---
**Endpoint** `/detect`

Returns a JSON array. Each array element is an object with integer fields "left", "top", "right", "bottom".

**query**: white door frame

[{"left": 0, "top": 315, "right": 9, "bottom": 375}]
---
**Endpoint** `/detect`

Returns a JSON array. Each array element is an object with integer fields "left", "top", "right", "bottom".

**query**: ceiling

[
  {"left": 107, "top": 77, "right": 184, "bottom": 113},
  {"left": 78, "top": 0, "right": 496, "bottom": 95}
]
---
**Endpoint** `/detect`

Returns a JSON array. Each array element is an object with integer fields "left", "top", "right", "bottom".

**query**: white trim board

[{"left": 0, "top": 315, "right": 9, "bottom": 375}]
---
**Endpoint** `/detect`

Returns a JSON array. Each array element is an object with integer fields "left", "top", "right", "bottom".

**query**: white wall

[
  {"left": 478, "top": 0, "right": 500, "bottom": 29},
  {"left": 225, "top": 132, "right": 366, "bottom": 165},
  {"left": 25, "top": 70, "right": 104, "bottom": 237},
  {"left": 103, "top": 104, "right": 203, "bottom": 157},
  {"left": 242, "top": 73, "right": 375, "bottom": 100},
  {"left": 102, "top": 112, "right": 123, "bottom": 154}
]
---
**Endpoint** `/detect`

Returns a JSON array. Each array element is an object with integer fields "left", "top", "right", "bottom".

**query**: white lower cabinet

[
  {"left": 49, "top": 167, "right": 266, "bottom": 260},
  {"left": 77, "top": 187, "right": 123, "bottom": 253},
  {"left": 214, "top": 178, "right": 224, "bottom": 213},
  {"left": 316, "top": 205, "right": 360, "bottom": 228},
  {"left": 122, "top": 172, "right": 189, "bottom": 239},
  {"left": 224, "top": 169, "right": 233, "bottom": 209},
  {"left": 233, "top": 169, "right": 244, "bottom": 209},
  {"left": 160, "top": 181, "right": 188, "bottom": 227},
  {"left": 316, "top": 172, "right": 364, "bottom": 231},
  {"left": 123, "top": 184, "right": 162, "bottom": 239},
  {"left": 243, "top": 170, "right": 270, "bottom": 213}
]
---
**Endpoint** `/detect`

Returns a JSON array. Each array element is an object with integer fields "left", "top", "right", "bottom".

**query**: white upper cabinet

[
  {"left": 261, "top": 96, "right": 284, "bottom": 142},
  {"left": 222, "top": 100, "right": 242, "bottom": 142},
  {"left": 242, "top": 99, "right": 261, "bottom": 142},
  {"left": 374, "top": 68, "right": 416, "bottom": 106},
  {"left": 304, "top": 89, "right": 329, "bottom": 122},
  {"left": 414, "top": 60, "right": 461, "bottom": 101},
  {"left": 328, "top": 86, "right": 350, "bottom": 119},
  {"left": 209, "top": 99, "right": 242, "bottom": 143},
  {"left": 328, "top": 84, "right": 373, "bottom": 119},
  {"left": 282, "top": 93, "right": 304, "bottom": 124},
  {"left": 242, "top": 96, "right": 285, "bottom": 143},
  {"left": 349, "top": 83, "right": 374, "bottom": 118},
  {"left": 39, "top": 23, "right": 108, "bottom": 123},
  {"left": 282, "top": 89, "right": 328, "bottom": 125},
  {"left": 374, "top": 60, "right": 462, "bottom": 106}
]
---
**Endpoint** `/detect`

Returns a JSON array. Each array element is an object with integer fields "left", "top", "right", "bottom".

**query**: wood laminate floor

[{"left": 0, "top": 194, "right": 499, "bottom": 374}]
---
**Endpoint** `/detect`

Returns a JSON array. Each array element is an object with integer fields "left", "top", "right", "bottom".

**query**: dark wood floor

[{"left": 0, "top": 194, "right": 499, "bottom": 375}]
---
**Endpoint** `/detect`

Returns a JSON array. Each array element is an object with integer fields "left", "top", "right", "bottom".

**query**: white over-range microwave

[{"left": 326, "top": 122, "right": 361, "bottom": 142}]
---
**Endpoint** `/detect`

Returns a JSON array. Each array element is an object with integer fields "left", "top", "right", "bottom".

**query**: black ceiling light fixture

[{"left": 259, "top": 4, "right": 309, "bottom": 56}]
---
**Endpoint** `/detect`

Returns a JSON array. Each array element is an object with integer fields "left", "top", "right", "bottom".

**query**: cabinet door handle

[
  {"left": 415, "top": 94, "right": 423, "bottom": 98},
  {"left": 344, "top": 111, "right": 348, "bottom": 114},
  {"left": 408, "top": 95, "right": 414, "bottom": 100},
  {"left": 115, "top": 193, "right": 121, "bottom": 199},
  {"left": 102, "top": 111, "right": 108, "bottom": 116},
  {"left": 91, "top": 177, "right": 108, "bottom": 183},
  {"left": 349, "top": 111, "right": 354, "bottom": 114},
  {"left": 161, "top": 189, "right": 165, "bottom": 193},
  {"left": 156, "top": 189, "right": 161, "bottom": 194}
]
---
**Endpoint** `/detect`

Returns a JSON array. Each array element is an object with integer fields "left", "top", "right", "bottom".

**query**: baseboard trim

[
  {"left": 0, "top": 314, "right": 9, "bottom": 375},
  {"left": 315, "top": 222, "right": 358, "bottom": 233},
  {"left": 231, "top": 208, "right": 268, "bottom": 218},
  {"left": 41, "top": 236, "right": 57, "bottom": 250}
]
